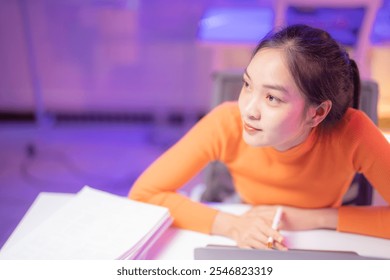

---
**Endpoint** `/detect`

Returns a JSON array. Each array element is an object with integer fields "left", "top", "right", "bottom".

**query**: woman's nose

[
  {"left": 245, "top": 97, "right": 261, "bottom": 121},
  {"left": 248, "top": 113, "right": 260, "bottom": 121}
]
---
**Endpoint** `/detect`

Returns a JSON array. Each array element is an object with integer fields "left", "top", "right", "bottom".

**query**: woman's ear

[{"left": 307, "top": 100, "right": 332, "bottom": 127}]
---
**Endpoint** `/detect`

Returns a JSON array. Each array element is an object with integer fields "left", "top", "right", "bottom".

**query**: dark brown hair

[{"left": 253, "top": 24, "right": 360, "bottom": 126}]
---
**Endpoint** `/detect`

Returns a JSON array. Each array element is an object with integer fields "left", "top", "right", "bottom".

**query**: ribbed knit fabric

[{"left": 129, "top": 102, "right": 390, "bottom": 238}]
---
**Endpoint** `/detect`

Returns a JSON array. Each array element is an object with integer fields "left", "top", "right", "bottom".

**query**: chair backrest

[
  {"left": 343, "top": 80, "right": 379, "bottom": 205},
  {"left": 273, "top": 0, "right": 382, "bottom": 79},
  {"left": 202, "top": 70, "right": 379, "bottom": 205},
  {"left": 360, "top": 80, "right": 379, "bottom": 125}
]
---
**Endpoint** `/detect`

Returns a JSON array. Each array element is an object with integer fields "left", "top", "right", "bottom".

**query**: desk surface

[
  {"left": 148, "top": 203, "right": 390, "bottom": 260},
  {"left": 385, "top": 133, "right": 390, "bottom": 142},
  {"left": 1, "top": 193, "right": 389, "bottom": 260}
]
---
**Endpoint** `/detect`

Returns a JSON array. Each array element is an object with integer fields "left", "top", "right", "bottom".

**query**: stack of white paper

[{"left": 0, "top": 186, "right": 172, "bottom": 260}]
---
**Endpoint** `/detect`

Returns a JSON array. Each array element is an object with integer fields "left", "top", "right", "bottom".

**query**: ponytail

[{"left": 349, "top": 59, "right": 361, "bottom": 109}]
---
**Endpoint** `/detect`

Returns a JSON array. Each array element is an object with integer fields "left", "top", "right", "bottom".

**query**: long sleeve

[
  {"left": 337, "top": 111, "right": 390, "bottom": 238},
  {"left": 128, "top": 103, "right": 240, "bottom": 233}
]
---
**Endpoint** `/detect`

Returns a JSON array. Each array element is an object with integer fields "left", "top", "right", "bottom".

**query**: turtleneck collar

[{"left": 264, "top": 126, "right": 319, "bottom": 161}]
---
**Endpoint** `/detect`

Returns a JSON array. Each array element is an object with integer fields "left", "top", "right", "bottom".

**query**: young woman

[{"left": 129, "top": 24, "right": 390, "bottom": 250}]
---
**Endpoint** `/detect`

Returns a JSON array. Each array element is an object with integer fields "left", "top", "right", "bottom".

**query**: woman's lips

[{"left": 243, "top": 122, "right": 262, "bottom": 134}]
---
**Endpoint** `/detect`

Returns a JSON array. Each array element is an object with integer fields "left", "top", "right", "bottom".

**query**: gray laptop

[{"left": 194, "top": 245, "right": 384, "bottom": 260}]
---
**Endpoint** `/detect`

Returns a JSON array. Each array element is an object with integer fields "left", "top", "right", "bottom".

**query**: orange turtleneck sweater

[{"left": 129, "top": 102, "right": 390, "bottom": 239}]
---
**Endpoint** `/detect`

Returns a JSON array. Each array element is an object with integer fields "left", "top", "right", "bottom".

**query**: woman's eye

[
  {"left": 242, "top": 77, "right": 251, "bottom": 89},
  {"left": 266, "top": 94, "right": 281, "bottom": 104}
]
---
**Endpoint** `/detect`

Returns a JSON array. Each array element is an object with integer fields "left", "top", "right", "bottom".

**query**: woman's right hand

[{"left": 211, "top": 208, "right": 287, "bottom": 250}]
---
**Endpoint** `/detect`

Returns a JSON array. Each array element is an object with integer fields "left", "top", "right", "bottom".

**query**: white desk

[{"left": 1, "top": 193, "right": 390, "bottom": 260}]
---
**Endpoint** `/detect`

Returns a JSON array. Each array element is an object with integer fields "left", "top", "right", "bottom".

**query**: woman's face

[{"left": 238, "top": 48, "right": 314, "bottom": 151}]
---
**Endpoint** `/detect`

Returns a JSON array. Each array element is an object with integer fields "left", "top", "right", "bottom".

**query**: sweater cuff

[
  {"left": 338, "top": 206, "right": 390, "bottom": 239},
  {"left": 171, "top": 199, "right": 219, "bottom": 234}
]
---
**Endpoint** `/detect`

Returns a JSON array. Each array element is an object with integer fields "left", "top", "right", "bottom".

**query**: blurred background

[{"left": 1, "top": 0, "right": 390, "bottom": 248}]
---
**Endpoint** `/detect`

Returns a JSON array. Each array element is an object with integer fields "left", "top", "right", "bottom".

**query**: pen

[{"left": 267, "top": 206, "right": 283, "bottom": 249}]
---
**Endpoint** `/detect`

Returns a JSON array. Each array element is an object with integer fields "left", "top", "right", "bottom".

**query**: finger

[
  {"left": 240, "top": 237, "right": 269, "bottom": 250},
  {"left": 262, "top": 226, "right": 284, "bottom": 244},
  {"left": 248, "top": 220, "right": 283, "bottom": 249},
  {"left": 252, "top": 222, "right": 276, "bottom": 244},
  {"left": 239, "top": 230, "right": 269, "bottom": 249},
  {"left": 273, "top": 241, "right": 288, "bottom": 251}
]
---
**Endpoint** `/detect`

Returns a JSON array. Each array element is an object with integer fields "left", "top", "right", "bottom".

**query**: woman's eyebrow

[
  {"left": 243, "top": 69, "right": 251, "bottom": 80},
  {"left": 245, "top": 68, "right": 289, "bottom": 96},
  {"left": 263, "top": 84, "right": 289, "bottom": 95}
]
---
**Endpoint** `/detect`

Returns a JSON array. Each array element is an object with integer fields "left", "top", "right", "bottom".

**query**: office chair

[{"left": 200, "top": 70, "right": 379, "bottom": 206}]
